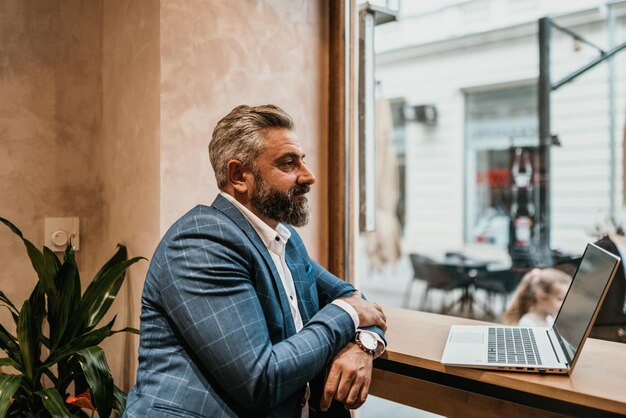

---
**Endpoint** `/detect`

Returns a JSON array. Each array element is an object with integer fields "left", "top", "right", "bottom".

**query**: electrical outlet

[{"left": 44, "top": 217, "right": 80, "bottom": 252}]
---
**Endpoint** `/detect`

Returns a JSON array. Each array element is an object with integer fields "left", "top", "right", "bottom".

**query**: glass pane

[{"left": 356, "top": 0, "right": 626, "bottom": 343}]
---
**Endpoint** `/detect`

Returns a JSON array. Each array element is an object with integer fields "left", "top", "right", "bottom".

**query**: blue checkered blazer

[{"left": 124, "top": 194, "right": 367, "bottom": 417}]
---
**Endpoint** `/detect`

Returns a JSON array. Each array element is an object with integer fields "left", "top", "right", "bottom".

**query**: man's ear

[{"left": 227, "top": 160, "right": 251, "bottom": 194}]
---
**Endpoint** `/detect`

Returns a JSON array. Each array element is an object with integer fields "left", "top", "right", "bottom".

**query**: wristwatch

[{"left": 355, "top": 330, "right": 378, "bottom": 356}]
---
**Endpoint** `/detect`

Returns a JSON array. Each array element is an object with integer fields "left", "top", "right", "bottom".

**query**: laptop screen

[{"left": 553, "top": 243, "right": 620, "bottom": 364}]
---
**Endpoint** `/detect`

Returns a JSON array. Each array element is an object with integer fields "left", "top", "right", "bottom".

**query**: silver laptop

[{"left": 441, "top": 243, "right": 620, "bottom": 375}]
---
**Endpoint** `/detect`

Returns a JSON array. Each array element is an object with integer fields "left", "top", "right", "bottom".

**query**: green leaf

[
  {"left": 76, "top": 347, "right": 113, "bottom": 418},
  {"left": 90, "top": 245, "right": 128, "bottom": 286},
  {"left": 26, "top": 283, "right": 45, "bottom": 340},
  {"left": 0, "top": 323, "right": 19, "bottom": 361},
  {"left": 42, "top": 247, "right": 62, "bottom": 285},
  {"left": 41, "top": 368, "right": 60, "bottom": 387},
  {"left": 112, "top": 385, "right": 127, "bottom": 416},
  {"left": 48, "top": 247, "right": 80, "bottom": 350},
  {"left": 57, "top": 356, "right": 87, "bottom": 396},
  {"left": 0, "top": 218, "right": 54, "bottom": 297},
  {"left": 0, "top": 358, "right": 20, "bottom": 371},
  {"left": 0, "top": 292, "right": 18, "bottom": 319},
  {"left": 66, "top": 245, "right": 81, "bottom": 310},
  {"left": 110, "top": 326, "right": 139, "bottom": 335},
  {"left": 43, "top": 317, "right": 116, "bottom": 368},
  {"left": 0, "top": 290, "right": 19, "bottom": 330},
  {"left": 0, "top": 373, "right": 21, "bottom": 418},
  {"left": 16, "top": 301, "right": 40, "bottom": 385},
  {"left": 71, "top": 246, "right": 144, "bottom": 334},
  {"left": 40, "top": 335, "right": 50, "bottom": 350},
  {"left": 35, "top": 388, "right": 73, "bottom": 418}
]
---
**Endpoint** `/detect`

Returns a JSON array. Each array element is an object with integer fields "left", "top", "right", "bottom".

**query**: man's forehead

[{"left": 261, "top": 128, "right": 304, "bottom": 155}]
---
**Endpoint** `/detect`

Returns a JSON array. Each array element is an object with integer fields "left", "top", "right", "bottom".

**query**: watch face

[{"left": 359, "top": 331, "right": 377, "bottom": 350}]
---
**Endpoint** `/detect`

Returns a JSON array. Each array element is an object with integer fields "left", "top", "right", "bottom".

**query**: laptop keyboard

[{"left": 487, "top": 327, "right": 542, "bottom": 365}]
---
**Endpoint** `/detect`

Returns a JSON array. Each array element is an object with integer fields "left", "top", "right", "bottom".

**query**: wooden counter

[{"left": 370, "top": 307, "right": 626, "bottom": 417}]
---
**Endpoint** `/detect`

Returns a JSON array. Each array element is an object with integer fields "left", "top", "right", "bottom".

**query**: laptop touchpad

[{"left": 450, "top": 332, "right": 484, "bottom": 344}]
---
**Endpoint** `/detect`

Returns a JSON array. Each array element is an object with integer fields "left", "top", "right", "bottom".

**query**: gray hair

[{"left": 209, "top": 104, "right": 295, "bottom": 189}]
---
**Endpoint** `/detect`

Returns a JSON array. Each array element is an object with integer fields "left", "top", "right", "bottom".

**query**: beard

[{"left": 250, "top": 173, "right": 311, "bottom": 227}]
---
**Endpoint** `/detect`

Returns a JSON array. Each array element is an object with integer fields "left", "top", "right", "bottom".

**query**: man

[{"left": 124, "top": 104, "right": 387, "bottom": 417}]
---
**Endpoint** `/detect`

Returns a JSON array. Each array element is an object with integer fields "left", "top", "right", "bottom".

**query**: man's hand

[
  {"left": 320, "top": 342, "right": 373, "bottom": 411},
  {"left": 340, "top": 290, "right": 387, "bottom": 332}
]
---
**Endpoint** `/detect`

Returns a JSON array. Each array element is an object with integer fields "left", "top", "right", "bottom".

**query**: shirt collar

[{"left": 219, "top": 191, "right": 290, "bottom": 251}]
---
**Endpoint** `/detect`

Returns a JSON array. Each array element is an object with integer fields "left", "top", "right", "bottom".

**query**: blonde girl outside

[{"left": 503, "top": 268, "right": 572, "bottom": 327}]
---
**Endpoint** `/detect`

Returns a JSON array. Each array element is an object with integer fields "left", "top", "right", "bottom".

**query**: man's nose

[{"left": 298, "top": 164, "right": 316, "bottom": 185}]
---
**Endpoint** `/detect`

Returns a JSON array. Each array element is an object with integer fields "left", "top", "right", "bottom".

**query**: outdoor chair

[
  {"left": 473, "top": 268, "right": 528, "bottom": 317},
  {"left": 404, "top": 253, "right": 474, "bottom": 313}
]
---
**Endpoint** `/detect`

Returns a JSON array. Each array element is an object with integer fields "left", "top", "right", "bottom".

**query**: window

[{"left": 465, "top": 84, "right": 538, "bottom": 247}]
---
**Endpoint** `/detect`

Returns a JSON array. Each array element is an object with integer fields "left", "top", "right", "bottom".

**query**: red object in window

[
  {"left": 488, "top": 168, "right": 510, "bottom": 187},
  {"left": 475, "top": 169, "right": 510, "bottom": 187}
]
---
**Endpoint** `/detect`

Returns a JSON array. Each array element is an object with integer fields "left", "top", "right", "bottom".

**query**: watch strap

[{"left": 355, "top": 331, "right": 376, "bottom": 356}]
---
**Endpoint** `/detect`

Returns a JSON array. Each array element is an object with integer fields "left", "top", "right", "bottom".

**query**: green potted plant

[{"left": 0, "top": 217, "right": 144, "bottom": 417}]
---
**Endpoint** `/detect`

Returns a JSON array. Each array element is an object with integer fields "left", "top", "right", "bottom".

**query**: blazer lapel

[{"left": 211, "top": 194, "right": 297, "bottom": 336}]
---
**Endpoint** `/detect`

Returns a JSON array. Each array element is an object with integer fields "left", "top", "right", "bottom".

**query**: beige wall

[
  {"left": 160, "top": 0, "right": 329, "bottom": 262},
  {"left": 100, "top": 0, "right": 161, "bottom": 390},
  {"left": 1, "top": 0, "right": 330, "bottom": 392},
  {"left": 0, "top": 0, "right": 104, "bottom": 332}
]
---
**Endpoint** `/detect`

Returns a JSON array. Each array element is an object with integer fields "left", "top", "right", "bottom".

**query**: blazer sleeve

[
  {"left": 286, "top": 226, "right": 387, "bottom": 341},
  {"left": 310, "top": 260, "right": 387, "bottom": 342},
  {"left": 155, "top": 220, "right": 355, "bottom": 414},
  {"left": 285, "top": 227, "right": 361, "bottom": 304}
]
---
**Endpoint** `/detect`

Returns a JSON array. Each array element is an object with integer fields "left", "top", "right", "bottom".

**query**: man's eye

[{"left": 282, "top": 161, "right": 295, "bottom": 168}]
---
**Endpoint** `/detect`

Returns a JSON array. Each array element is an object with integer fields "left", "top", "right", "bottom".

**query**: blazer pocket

[{"left": 153, "top": 403, "right": 204, "bottom": 418}]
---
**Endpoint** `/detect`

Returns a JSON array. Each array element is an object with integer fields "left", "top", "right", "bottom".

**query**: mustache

[{"left": 289, "top": 184, "right": 311, "bottom": 196}]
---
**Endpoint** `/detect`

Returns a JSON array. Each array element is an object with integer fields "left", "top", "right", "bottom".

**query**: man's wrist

[
  {"left": 354, "top": 331, "right": 376, "bottom": 356},
  {"left": 357, "top": 329, "right": 385, "bottom": 359},
  {"left": 331, "top": 299, "right": 359, "bottom": 329}
]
